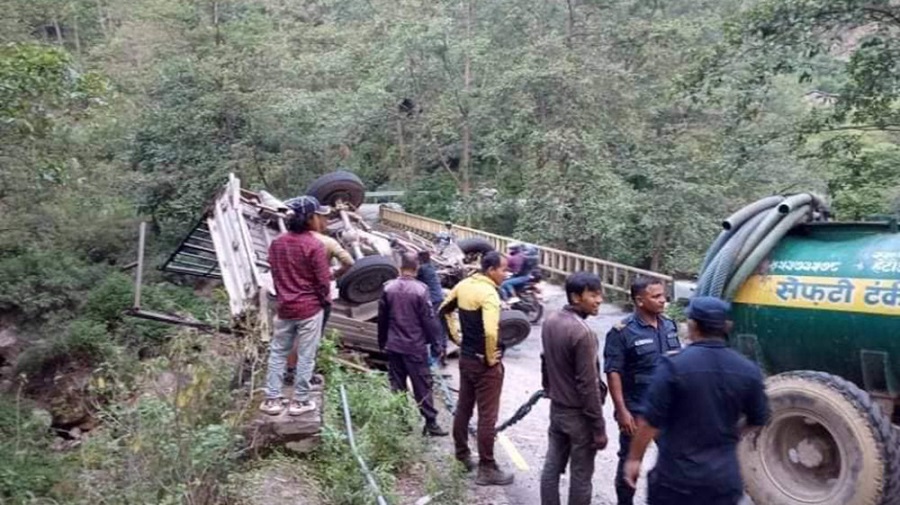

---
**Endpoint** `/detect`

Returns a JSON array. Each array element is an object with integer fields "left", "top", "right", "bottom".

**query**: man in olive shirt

[{"left": 540, "top": 272, "right": 609, "bottom": 505}]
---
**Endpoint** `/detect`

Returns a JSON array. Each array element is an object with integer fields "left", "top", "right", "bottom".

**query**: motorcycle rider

[
  {"left": 501, "top": 243, "right": 539, "bottom": 300},
  {"left": 436, "top": 222, "right": 456, "bottom": 251}
]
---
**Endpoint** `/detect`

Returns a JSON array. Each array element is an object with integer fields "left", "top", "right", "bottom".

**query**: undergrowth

[
  {"left": 73, "top": 331, "right": 243, "bottom": 504},
  {"left": 0, "top": 392, "right": 67, "bottom": 503},
  {"left": 312, "top": 333, "right": 422, "bottom": 505}
]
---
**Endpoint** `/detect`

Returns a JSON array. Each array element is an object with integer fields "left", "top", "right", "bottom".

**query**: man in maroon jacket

[
  {"left": 378, "top": 252, "right": 448, "bottom": 436},
  {"left": 260, "top": 195, "right": 332, "bottom": 417}
]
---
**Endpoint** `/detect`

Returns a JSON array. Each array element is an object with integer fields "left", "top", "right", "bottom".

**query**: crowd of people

[{"left": 260, "top": 197, "right": 771, "bottom": 505}]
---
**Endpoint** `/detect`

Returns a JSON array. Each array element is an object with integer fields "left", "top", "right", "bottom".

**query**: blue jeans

[
  {"left": 265, "top": 311, "right": 324, "bottom": 402},
  {"left": 500, "top": 275, "right": 530, "bottom": 299}
]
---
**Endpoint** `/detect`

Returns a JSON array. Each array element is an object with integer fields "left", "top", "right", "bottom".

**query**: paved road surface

[
  {"left": 443, "top": 284, "right": 752, "bottom": 505},
  {"left": 442, "top": 284, "right": 647, "bottom": 504}
]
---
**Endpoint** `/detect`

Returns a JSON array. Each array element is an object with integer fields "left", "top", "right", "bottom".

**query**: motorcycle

[{"left": 507, "top": 275, "right": 544, "bottom": 324}]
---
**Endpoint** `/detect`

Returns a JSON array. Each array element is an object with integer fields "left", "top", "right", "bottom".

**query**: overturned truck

[{"left": 161, "top": 172, "right": 532, "bottom": 358}]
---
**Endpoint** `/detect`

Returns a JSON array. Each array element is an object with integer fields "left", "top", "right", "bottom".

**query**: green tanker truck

[{"left": 696, "top": 194, "right": 900, "bottom": 505}]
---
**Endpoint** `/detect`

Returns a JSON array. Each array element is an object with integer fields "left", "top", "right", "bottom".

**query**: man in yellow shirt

[{"left": 439, "top": 251, "right": 514, "bottom": 486}]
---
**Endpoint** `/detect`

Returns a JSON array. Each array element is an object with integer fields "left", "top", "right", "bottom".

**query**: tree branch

[{"left": 862, "top": 5, "right": 900, "bottom": 28}]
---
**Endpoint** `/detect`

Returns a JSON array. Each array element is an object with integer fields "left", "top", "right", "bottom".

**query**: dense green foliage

[
  {"left": 1, "top": 0, "right": 899, "bottom": 502},
  {"left": 2, "top": 0, "right": 898, "bottom": 275},
  {"left": 0, "top": 396, "right": 63, "bottom": 502},
  {"left": 314, "top": 334, "right": 424, "bottom": 504}
]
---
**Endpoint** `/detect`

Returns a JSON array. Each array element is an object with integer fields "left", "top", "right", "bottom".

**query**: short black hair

[
  {"left": 630, "top": 277, "right": 663, "bottom": 301},
  {"left": 417, "top": 250, "right": 431, "bottom": 263},
  {"left": 286, "top": 213, "right": 312, "bottom": 233},
  {"left": 481, "top": 251, "right": 504, "bottom": 272},
  {"left": 566, "top": 272, "right": 603, "bottom": 304},
  {"left": 400, "top": 252, "right": 419, "bottom": 271}
]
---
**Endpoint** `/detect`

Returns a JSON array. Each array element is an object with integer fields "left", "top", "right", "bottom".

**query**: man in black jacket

[
  {"left": 624, "top": 296, "right": 769, "bottom": 505},
  {"left": 378, "top": 252, "right": 448, "bottom": 436},
  {"left": 540, "top": 272, "right": 609, "bottom": 505}
]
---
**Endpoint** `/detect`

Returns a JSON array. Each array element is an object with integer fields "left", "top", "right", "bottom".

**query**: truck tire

[
  {"left": 457, "top": 237, "right": 494, "bottom": 259},
  {"left": 337, "top": 256, "right": 398, "bottom": 304},
  {"left": 306, "top": 170, "right": 365, "bottom": 208},
  {"left": 739, "top": 371, "right": 900, "bottom": 505},
  {"left": 499, "top": 309, "right": 530, "bottom": 348}
]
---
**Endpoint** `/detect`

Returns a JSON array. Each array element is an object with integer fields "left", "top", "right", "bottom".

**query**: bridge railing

[{"left": 379, "top": 206, "right": 672, "bottom": 294}]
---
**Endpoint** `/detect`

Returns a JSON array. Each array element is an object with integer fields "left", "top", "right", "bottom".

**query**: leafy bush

[
  {"left": 0, "top": 249, "right": 102, "bottom": 323},
  {"left": 0, "top": 396, "right": 70, "bottom": 502},
  {"left": 313, "top": 334, "right": 422, "bottom": 505},
  {"left": 75, "top": 332, "right": 241, "bottom": 505}
]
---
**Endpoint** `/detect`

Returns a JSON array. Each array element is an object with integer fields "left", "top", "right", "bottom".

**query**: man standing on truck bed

[
  {"left": 439, "top": 251, "right": 515, "bottom": 486},
  {"left": 260, "top": 196, "right": 332, "bottom": 417},
  {"left": 540, "top": 272, "right": 609, "bottom": 505},
  {"left": 284, "top": 209, "right": 355, "bottom": 384},
  {"left": 624, "top": 296, "right": 770, "bottom": 505},
  {"left": 378, "top": 252, "right": 448, "bottom": 437},
  {"left": 603, "top": 277, "right": 680, "bottom": 505}
]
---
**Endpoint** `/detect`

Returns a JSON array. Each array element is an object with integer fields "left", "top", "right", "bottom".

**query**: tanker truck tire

[{"left": 739, "top": 371, "right": 900, "bottom": 505}]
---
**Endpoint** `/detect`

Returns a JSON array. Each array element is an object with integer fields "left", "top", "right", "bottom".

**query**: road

[
  {"left": 441, "top": 284, "right": 752, "bottom": 505},
  {"left": 440, "top": 284, "right": 649, "bottom": 505}
]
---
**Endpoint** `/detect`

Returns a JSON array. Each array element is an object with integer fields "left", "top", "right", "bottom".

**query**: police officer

[
  {"left": 623, "top": 296, "right": 770, "bottom": 504},
  {"left": 603, "top": 277, "right": 680, "bottom": 505}
]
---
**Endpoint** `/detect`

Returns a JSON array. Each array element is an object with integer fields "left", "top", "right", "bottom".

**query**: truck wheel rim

[{"left": 764, "top": 410, "right": 845, "bottom": 502}]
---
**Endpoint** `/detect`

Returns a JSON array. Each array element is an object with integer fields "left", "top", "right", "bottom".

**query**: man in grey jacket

[{"left": 540, "top": 272, "right": 609, "bottom": 505}]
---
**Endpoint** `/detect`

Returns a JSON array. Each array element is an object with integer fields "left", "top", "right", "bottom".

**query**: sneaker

[
  {"left": 288, "top": 399, "right": 316, "bottom": 416},
  {"left": 475, "top": 463, "right": 515, "bottom": 486},
  {"left": 259, "top": 398, "right": 285, "bottom": 416},
  {"left": 423, "top": 422, "right": 449, "bottom": 437}
]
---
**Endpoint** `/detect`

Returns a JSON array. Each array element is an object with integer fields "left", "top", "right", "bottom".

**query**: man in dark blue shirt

[
  {"left": 624, "top": 296, "right": 770, "bottom": 505},
  {"left": 603, "top": 278, "right": 681, "bottom": 505},
  {"left": 416, "top": 251, "right": 447, "bottom": 366}
]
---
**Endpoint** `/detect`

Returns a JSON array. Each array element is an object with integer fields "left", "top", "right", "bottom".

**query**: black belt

[{"left": 461, "top": 350, "right": 486, "bottom": 360}]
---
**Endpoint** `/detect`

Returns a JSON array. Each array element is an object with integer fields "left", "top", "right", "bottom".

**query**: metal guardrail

[
  {"left": 379, "top": 206, "right": 672, "bottom": 294},
  {"left": 363, "top": 190, "right": 405, "bottom": 204}
]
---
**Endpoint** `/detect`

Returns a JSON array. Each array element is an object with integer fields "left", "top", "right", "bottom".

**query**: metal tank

[
  {"left": 696, "top": 197, "right": 900, "bottom": 505},
  {"left": 731, "top": 221, "right": 900, "bottom": 395}
]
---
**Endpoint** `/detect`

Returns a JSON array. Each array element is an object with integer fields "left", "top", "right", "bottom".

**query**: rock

[
  {"left": 51, "top": 437, "right": 81, "bottom": 452},
  {"left": 0, "top": 327, "right": 20, "bottom": 366},
  {"left": 69, "top": 427, "right": 82, "bottom": 439},
  {"left": 46, "top": 370, "right": 95, "bottom": 428},
  {"left": 284, "top": 436, "right": 320, "bottom": 454},
  {"left": 242, "top": 388, "right": 325, "bottom": 456},
  {"left": 30, "top": 408, "right": 53, "bottom": 429}
]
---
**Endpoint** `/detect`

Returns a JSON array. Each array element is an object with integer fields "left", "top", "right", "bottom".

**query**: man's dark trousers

[
  {"left": 540, "top": 404, "right": 597, "bottom": 505},
  {"left": 454, "top": 355, "right": 503, "bottom": 465},
  {"left": 387, "top": 352, "right": 437, "bottom": 424},
  {"left": 616, "top": 431, "right": 634, "bottom": 505},
  {"left": 648, "top": 471, "right": 743, "bottom": 505}
]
